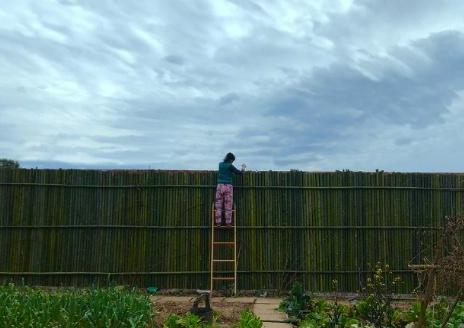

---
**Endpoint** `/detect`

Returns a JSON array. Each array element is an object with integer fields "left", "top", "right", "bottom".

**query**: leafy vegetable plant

[
  {"left": 279, "top": 281, "right": 313, "bottom": 319},
  {"left": 235, "top": 310, "right": 263, "bottom": 328}
]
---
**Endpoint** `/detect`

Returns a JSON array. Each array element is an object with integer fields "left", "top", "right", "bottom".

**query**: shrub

[{"left": 354, "top": 263, "right": 401, "bottom": 328}]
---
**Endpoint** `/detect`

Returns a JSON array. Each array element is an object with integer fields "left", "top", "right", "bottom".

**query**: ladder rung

[{"left": 210, "top": 203, "right": 237, "bottom": 295}]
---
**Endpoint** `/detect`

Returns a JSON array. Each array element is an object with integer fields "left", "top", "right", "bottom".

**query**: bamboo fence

[{"left": 0, "top": 169, "right": 463, "bottom": 292}]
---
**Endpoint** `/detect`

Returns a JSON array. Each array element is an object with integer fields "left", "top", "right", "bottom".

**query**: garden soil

[{"left": 152, "top": 296, "right": 253, "bottom": 327}]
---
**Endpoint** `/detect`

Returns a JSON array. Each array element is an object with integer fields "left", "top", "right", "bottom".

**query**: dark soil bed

[{"left": 152, "top": 299, "right": 252, "bottom": 327}]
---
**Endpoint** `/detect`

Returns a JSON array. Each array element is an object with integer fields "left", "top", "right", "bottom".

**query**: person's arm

[{"left": 229, "top": 164, "right": 244, "bottom": 175}]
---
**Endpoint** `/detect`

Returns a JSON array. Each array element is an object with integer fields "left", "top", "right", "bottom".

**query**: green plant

[
  {"left": 236, "top": 310, "right": 263, "bottom": 328},
  {"left": 0, "top": 283, "right": 155, "bottom": 328},
  {"left": 400, "top": 299, "right": 464, "bottom": 327},
  {"left": 299, "top": 299, "right": 330, "bottom": 327},
  {"left": 299, "top": 299, "right": 360, "bottom": 328},
  {"left": 180, "top": 313, "right": 205, "bottom": 328},
  {"left": 163, "top": 313, "right": 211, "bottom": 328},
  {"left": 327, "top": 279, "right": 347, "bottom": 327},
  {"left": 164, "top": 314, "right": 183, "bottom": 328},
  {"left": 425, "top": 298, "right": 464, "bottom": 328},
  {"left": 355, "top": 263, "right": 401, "bottom": 328},
  {"left": 279, "top": 281, "right": 313, "bottom": 319}
]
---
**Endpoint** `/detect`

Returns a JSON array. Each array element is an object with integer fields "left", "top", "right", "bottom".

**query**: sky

[{"left": 1, "top": 0, "right": 464, "bottom": 172}]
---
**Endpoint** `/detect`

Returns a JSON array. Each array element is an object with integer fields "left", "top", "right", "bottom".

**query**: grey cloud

[
  {"left": 225, "top": 0, "right": 266, "bottom": 15},
  {"left": 229, "top": 31, "right": 464, "bottom": 167},
  {"left": 165, "top": 55, "right": 185, "bottom": 65},
  {"left": 316, "top": 0, "right": 464, "bottom": 49},
  {"left": 219, "top": 93, "right": 240, "bottom": 105},
  {"left": 279, "top": 31, "right": 464, "bottom": 127},
  {"left": 274, "top": 155, "right": 321, "bottom": 167},
  {"left": 395, "top": 138, "right": 413, "bottom": 146},
  {"left": 20, "top": 160, "right": 154, "bottom": 170}
]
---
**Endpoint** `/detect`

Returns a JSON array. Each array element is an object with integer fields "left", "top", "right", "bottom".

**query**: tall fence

[{"left": 0, "top": 169, "right": 463, "bottom": 292}]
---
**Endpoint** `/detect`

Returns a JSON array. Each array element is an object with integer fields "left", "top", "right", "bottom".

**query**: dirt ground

[{"left": 152, "top": 297, "right": 253, "bottom": 327}]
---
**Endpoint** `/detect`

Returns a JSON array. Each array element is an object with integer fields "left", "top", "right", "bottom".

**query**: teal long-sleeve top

[{"left": 217, "top": 162, "right": 243, "bottom": 184}]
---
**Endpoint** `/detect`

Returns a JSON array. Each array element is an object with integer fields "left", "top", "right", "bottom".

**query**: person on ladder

[{"left": 215, "top": 152, "right": 246, "bottom": 227}]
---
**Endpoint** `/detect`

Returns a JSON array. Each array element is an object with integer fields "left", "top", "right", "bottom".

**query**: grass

[{"left": 0, "top": 283, "right": 155, "bottom": 327}]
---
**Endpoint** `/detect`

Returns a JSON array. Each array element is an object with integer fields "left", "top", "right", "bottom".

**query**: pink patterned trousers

[{"left": 215, "top": 184, "right": 233, "bottom": 224}]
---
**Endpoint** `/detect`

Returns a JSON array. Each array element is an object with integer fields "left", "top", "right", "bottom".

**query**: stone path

[{"left": 253, "top": 298, "right": 292, "bottom": 328}]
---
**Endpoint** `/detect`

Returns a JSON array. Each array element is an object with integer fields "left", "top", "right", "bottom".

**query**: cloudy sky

[{"left": 1, "top": 0, "right": 464, "bottom": 171}]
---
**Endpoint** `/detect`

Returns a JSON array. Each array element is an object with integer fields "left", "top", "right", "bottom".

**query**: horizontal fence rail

[
  {"left": 2, "top": 182, "right": 464, "bottom": 191},
  {"left": 0, "top": 225, "right": 443, "bottom": 230},
  {"left": 0, "top": 269, "right": 414, "bottom": 276},
  {"left": 1, "top": 168, "right": 463, "bottom": 291}
]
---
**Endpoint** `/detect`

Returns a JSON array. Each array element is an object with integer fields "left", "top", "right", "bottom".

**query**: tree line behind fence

[{"left": 0, "top": 169, "right": 463, "bottom": 292}]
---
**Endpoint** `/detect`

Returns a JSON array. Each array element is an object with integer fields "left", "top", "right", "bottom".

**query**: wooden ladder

[{"left": 210, "top": 202, "right": 237, "bottom": 295}]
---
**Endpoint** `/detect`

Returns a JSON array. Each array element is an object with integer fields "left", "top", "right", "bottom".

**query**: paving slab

[
  {"left": 253, "top": 304, "right": 285, "bottom": 321},
  {"left": 255, "top": 298, "right": 282, "bottom": 305},
  {"left": 262, "top": 323, "right": 292, "bottom": 328},
  {"left": 255, "top": 303, "right": 278, "bottom": 309},
  {"left": 224, "top": 297, "right": 256, "bottom": 304},
  {"left": 254, "top": 310, "right": 282, "bottom": 321},
  {"left": 253, "top": 302, "right": 291, "bottom": 328}
]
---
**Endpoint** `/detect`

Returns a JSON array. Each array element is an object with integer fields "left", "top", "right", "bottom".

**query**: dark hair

[{"left": 223, "top": 152, "right": 235, "bottom": 162}]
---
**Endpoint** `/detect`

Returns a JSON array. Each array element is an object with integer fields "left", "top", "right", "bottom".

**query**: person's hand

[{"left": 241, "top": 163, "right": 247, "bottom": 171}]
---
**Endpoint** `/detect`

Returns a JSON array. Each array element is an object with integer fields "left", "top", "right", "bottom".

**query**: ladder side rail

[
  {"left": 210, "top": 202, "right": 214, "bottom": 292},
  {"left": 234, "top": 203, "right": 237, "bottom": 295}
]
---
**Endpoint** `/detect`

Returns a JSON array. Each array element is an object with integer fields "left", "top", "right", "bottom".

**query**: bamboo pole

[{"left": 0, "top": 169, "right": 459, "bottom": 291}]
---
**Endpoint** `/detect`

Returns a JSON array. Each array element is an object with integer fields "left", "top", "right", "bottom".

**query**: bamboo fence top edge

[{"left": 3, "top": 168, "right": 464, "bottom": 174}]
